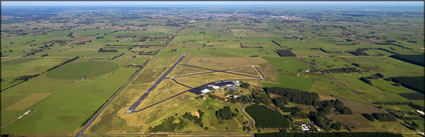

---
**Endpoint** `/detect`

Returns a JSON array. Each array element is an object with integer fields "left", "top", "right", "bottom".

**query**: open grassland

[
  {"left": 1, "top": 58, "right": 142, "bottom": 135},
  {"left": 46, "top": 60, "right": 119, "bottom": 79},
  {"left": 1, "top": 6, "right": 424, "bottom": 136},
  {"left": 1, "top": 58, "right": 68, "bottom": 90}
]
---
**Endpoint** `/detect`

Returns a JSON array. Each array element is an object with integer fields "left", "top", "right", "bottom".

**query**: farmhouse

[
  {"left": 416, "top": 110, "right": 425, "bottom": 116},
  {"left": 301, "top": 124, "right": 311, "bottom": 131}
]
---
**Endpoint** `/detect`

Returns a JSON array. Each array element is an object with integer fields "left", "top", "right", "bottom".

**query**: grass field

[
  {"left": 1, "top": 58, "right": 142, "bottom": 134},
  {"left": 1, "top": 4, "right": 424, "bottom": 136},
  {"left": 46, "top": 60, "right": 119, "bottom": 79}
]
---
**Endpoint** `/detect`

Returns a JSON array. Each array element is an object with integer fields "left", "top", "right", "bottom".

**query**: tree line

[
  {"left": 46, "top": 56, "right": 79, "bottom": 72},
  {"left": 183, "top": 109, "right": 204, "bottom": 127},
  {"left": 254, "top": 132, "right": 402, "bottom": 137},
  {"left": 245, "top": 104, "right": 290, "bottom": 129},
  {"left": 215, "top": 106, "right": 236, "bottom": 120}
]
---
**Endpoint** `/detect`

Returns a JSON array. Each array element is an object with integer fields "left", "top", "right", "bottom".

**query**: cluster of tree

[
  {"left": 254, "top": 132, "right": 402, "bottom": 137},
  {"left": 349, "top": 48, "right": 369, "bottom": 56},
  {"left": 149, "top": 116, "right": 186, "bottom": 132},
  {"left": 359, "top": 77, "right": 372, "bottom": 85},
  {"left": 390, "top": 76, "right": 424, "bottom": 94},
  {"left": 139, "top": 51, "right": 157, "bottom": 55},
  {"left": 308, "top": 112, "right": 344, "bottom": 131},
  {"left": 318, "top": 67, "right": 361, "bottom": 73},
  {"left": 276, "top": 49, "right": 296, "bottom": 57},
  {"left": 409, "top": 121, "right": 420, "bottom": 130},
  {"left": 182, "top": 109, "right": 204, "bottom": 127},
  {"left": 240, "top": 43, "right": 263, "bottom": 48},
  {"left": 407, "top": 40, "right": 417, "bottom": 43},
  {"left": 373, "top": 102, "right": 424, "bottom": 111},
  {"left": 371, "top": 113, "right": 397, "bottom": 121},
  {"left": 215, "top": 106, "right": 236, "bottom": 120},
  {"left": 399, "top": 93, "right": 424, "bottom": 100},
  {"left": 124, "top": 64, "right": 143, "bottom": 68},
  {"left": 98, "top": 48, "right": 118, "bottom": 52},
  {"left": 245, "top": 104, "right": 290, "bottom": 129},
  {"left": 376, "top": 48, "right": 398, "bottom": 55},
  {"left": 41, "top": 54, "right": 48, "bottom": 57},
  {"left": 14, "top": 74, "right": 40, "bottom": 81},
  {"left": 389, "top": 54, "right": 424, "bottom": 67},
  {"left": 47, "top": 56, "right": 79, "bottom": 72},
  {"left": 23, "top": 48, "right": 45, "bottom": 57},
  {"left": 303, "top": 99, "right": 352, "bottom": 130},
  {"left": 251, "top": 90, "right": 272, "bottom": 105},
  {"left": 280, "top": 106, "right": 301, "bottom": 113},
  {"left": 391, "top": 44, "right": 412, "bottom": 50},
  {"left": 408, "top": 102, "right": 425, "bottom": 111},
  {"left": 67, "top": 32, "right": 74, "bottom": 38},
  {"left": 290, "top": 111, "right": 309, "bottom": 119},
  {"left": 228, "top": 95, "right": 253, "bottom": 104},
  {"left": 386, "top": 109, "right": 423, "bottom": 120},
  {"left": 362, "top": 113, "right": 376, "bottom": 121},
  {"left": 366, "top": 73, "right": 385, "bottom": 79},
  {"left": 314, "top": 48, "right": 343, "bottom": 53},
  {"left": 271, "top": 40, "right": 283, "bottom": 47},
  {"left": 265, "top": 87, "right": 319, "bottom": 105},
  {"left": 240, "top": 82, "right": 250, "bottom": 88},
  {"left": 321, "top": 99, "right": 352, "bottom": 115},
  {"left": 373, "top": 102, "right": 410, "bottom": 105},
  {"left": 110, "top": 53, "right": 124, "bottom": 60}
]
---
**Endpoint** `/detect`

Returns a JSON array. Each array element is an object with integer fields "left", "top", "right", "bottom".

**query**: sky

[{"left": 1, "top": 1, "right": 424, "bottom": 8}]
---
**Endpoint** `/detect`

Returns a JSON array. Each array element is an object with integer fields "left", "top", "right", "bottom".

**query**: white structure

[
  {"left": 416, "top": 110, "right": 425, "bottom": 116},
  {"left": 18, "top": 109, "right": 33, "bottom": 119},
  {"left": 301, "top": 124, "right": 311, "bottom": 131},
  {"left": 23, "top": 109, "right": 33, "bottom": 115},
  {"left": 200, "top": 89, "right": 211, "bottom": 94},
  {"left": 208, "top": 85, "right": 219, "bottom": 89}
]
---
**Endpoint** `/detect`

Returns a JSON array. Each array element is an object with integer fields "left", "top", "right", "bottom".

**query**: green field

[
  {"left": 1, "top": 3, "right": 424, "bottom": 136},
  {"left": 46, "top": 61, "right": 119, "bottom": 79}
]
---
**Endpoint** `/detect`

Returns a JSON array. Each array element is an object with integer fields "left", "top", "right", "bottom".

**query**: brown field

[
  {"left": 74, "top": 36, "right": 96, "bottom": 43},
  {"left": 319, "top": 95, "right": 336, "bottom": 101},
  {"left": 296, "top": 104, "right": 316, "bottom": 113},
  {"left": 175, "top": 72, "right": 260, "bottom": 88},
  {"left": 171, "top": 65, "right": 210, "bottom": 76},
  {"left": 231, "top": 29, "right": 250, "bottom": 32},
  {"left": 328, "top": 114, "right": 373, "bottom": 130},
  {"left": 181, "top": 57, "right": 268, "bottom": 70},
  {"left": 134, "top": 79, "right": 191, "bottom": 110},
  {"left": 258, "top": 63, "right": 279, "bottom": 84},
  {"left": 339, "top": 98, "right": 384, "bottom": 114},
  {"left": 228, "top": 67, "right": 261, "bottom": 76},
  {"left": 6, "top": 93, "right": 50, "bottom": 110}
]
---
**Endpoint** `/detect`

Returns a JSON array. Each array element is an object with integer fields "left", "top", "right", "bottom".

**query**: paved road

[
  {"left": 253, "top": 66, "right": 265, "bottom": 79},
  {"left": 167, "top": 66, "right": 254, "bottom": 79},
  {"left": 240, "top": 104, "right": 254, "bottom": 134},
  {"left": 177, "top": 64, "right": 261, "bottom": 79},
  {"left": 132, "top": 90, "right": 189, "bottom": 112},
  {"left": 132, "top": 78, "right": 264, "bottom": 113},
  {"left": 171, "top": 78, "right": 192, "bottom": 88},
  {"left": 127, "top": 54, "right": 186, "bottom": 113},
  {"left": 75, "top": 32, "right": 180, "bottom": 137},
  {"left": 75, "top": 64, "right": 146, "bottom": 137}
]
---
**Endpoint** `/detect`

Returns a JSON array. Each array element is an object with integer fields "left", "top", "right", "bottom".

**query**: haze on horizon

[{"left": 1, "top": 1, "right": 424, "bottom": 8}]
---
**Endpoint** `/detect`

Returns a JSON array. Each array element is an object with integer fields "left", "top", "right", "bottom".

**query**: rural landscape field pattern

[{"left": 1, "top": 2, "right": 424, "bottom": 137}]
